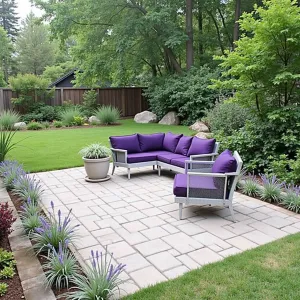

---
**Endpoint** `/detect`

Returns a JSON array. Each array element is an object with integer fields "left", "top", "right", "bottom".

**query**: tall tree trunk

[
  {"left": 197, "top": 0, "right": 204, "bottom": 57},
  {"left": 233, "top": 0, "right": 241, "bottom": 47},
  {"left": 218, "top": 8, "right": 234, "bottom": 50},
  {"left": 186, "top": 0, "right": 194, "bottom": 70},
  {"left": 164, "top": 47, "right": 183, "bottom": 75}
]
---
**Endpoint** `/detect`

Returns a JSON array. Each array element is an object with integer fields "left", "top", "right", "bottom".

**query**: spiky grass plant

[
  {"left": 0, "top": 110, "right": 20, "bottom": 130},
  {"left": 19, "top": 197, "right": 41, "bottom": 234},
  {"left": 0, "top": 161, "right": 26, "bottom": 190},
  {"left": 259, "top": 174, "right": 284, "bottom": 203},
  {"left": 240, "top": 174, "right": 261, "bottom": 197},
  {"left": 282, "top": 185, "right": 300, "bottom": 213},
  {"left": 44, "top": 241, "right": 80, "bottom": 290},
  {"left": 79, "top": 143, "right": 111, "bottom": 159},
  {"left": 12, "top": 174, "right": 43, "bottom": 204},
  {"left": 95, "top": 106, "right": 120, "bottom": 125},
  {"left": 32, "top": 201, "right": 79, "bottom": 254},
  {"left": 59, "top": 107, "right": 83, "bottom": 127},
  {"left": 0, "top": 130, "right": 21, "bottom": 162},
  {"left": 65, "top": 249, "right": 125, "bottom": 300}
]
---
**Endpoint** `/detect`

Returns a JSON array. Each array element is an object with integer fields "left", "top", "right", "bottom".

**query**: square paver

[
  {"left": 123, "top": 221, "right": 148, "bottom": 233},
  {"left": 141, "top": 227, "right": 169, "bottom": 239},
  {"left": 130, "top": 266, "right": 167, "bottom": 288},
  {"left": 135, "top": 239, "right": 171, "bottom": 256},
  {"left": 226, "top": 236, "right": 258, "bottom": 250},
  {"left": 117, "top": 253, "right": 150, "bottom": 273},
  {"left": 147, "top": 251, "right": 181, "bottom": 272},
  {"left": 107, "top": 241, "right": 135, "bottom": 258},
  {"left": 188, "top": 247, "right": 222, "bottom": 265}
]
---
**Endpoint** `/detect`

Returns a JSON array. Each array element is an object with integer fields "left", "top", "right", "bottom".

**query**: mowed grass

[
  {"left": 125, "top": 233, "right": 300, "bottom": 300},
  {"left": 9, "top": 119, "right": 192, "bottom": 172}
]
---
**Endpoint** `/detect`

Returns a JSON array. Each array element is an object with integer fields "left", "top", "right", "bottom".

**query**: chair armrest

[
  {"left": 110, "top": 148, "right": 127, "bottom": 163},
  {"left": 184, "top": 160, "right": 214, "bottom": 174},
  {"left": 186, "top": 172, "right": 227, "bottom": 178},
  {"left": 190, "top": 152, "right": 218, "bottom": 161}
]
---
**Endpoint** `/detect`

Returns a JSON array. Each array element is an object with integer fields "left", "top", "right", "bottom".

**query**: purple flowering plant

[
  {"left": 66, "top": 249, "right": 126, "bottom": 300},
  {"left": 0, "top": 160, "right": 26, "bottom": 191},
  {"left": 282, "top": 184, "right": 300, "bottom": 213},
  {"left": 32, "top": 201, "right": 79, "bottom": 254},
  {"left": 44, "top": 240, "right": 80, "bottom": 290},
  {"left": 241, "top": 173, "right": 261, "bottom": 197},
  {"left": 19, "top": 197, "right": 41, "bottom": 234},
  {"left": 259, "top": 174, "right": 284, "bottom": 202}
]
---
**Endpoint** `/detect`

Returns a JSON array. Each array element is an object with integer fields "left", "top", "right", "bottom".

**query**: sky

[{"left": 16, "top": 0, "right": 42, "bottom": 22}]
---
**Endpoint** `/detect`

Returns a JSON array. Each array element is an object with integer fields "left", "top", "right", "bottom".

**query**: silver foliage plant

[
  {"left": 79, "top": 143, "right": 111, "bottom": 159},
  {"left": 65, "top": 249, "right": 126, "bottom": 300},
  {"left": 0, "top": 161, "right": 26, "bottom": 190}
]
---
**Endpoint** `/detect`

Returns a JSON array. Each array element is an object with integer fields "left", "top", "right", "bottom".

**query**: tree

[
  {"left": 186, "top": 0, "right": 194, "bottom": 69},
  {"left": 213, "top": 0, "right": 300, "bottom": 115},
  {"left": 0, "top": 26, "right": 13, "bottom": 82},
  {"left": 15, "top": 12, "right": 56, "bottom": 75},
  {"left": 0, "top": 0, "right": 19, "bottom": 41},
  {"left": 233, "top": 0, "right": 241, "bottom": 45}
]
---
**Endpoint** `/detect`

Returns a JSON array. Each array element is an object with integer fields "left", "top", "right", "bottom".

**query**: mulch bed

[{"left": 0, "top": 236, "right": 24, "bottom": 300}]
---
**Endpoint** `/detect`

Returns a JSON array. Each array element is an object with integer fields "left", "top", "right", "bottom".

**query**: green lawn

[
  {"left": 125, "top": 233, "right": 300, "bottom": 300},
  {"left": 9, "top": 119, "right": 191, "bottom": 172}
]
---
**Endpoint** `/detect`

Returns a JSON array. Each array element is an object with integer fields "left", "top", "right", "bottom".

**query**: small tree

[{"left": 213, "top": 0, "right": 300, "bottom": 115}]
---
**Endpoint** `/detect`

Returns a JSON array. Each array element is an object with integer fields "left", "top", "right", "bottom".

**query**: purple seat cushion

[
  {"left": 163, "top": 132, "right": 182, "bottom": 152},
  {"left": 170, "top": 157, "right": 189, "bottom": 168},
  {"left": 175, "top": 136, "right": 193, "bottom": 156},
  {"left": 138, "top": 133, "right": 165, "bottom": 152},
  {"left": 127, "top": 152, "right": 157, "bottom": 163},
  {"left": 157, "top": 153, "right": 185, "bottom": 164},
  {"left": 110, "top": 134, "right": 141, "bottom": 153},
  {"left": 173, "top": 174, "right": 217, "bottom": 197},
  {"left": 212, "top": 150, "right": 237, "bottom": 174},
  {"left": 187, "top": 137, "right": 216, "bottom": 156}
]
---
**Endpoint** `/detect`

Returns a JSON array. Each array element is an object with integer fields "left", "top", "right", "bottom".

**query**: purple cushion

[
  {"left": 187, "top": 137, "right": 216, "bottom": 156},
  {"left": 173, "top": 174, "right": 217, "bottom": 197},
  {"left": 212, "top": 150, "right": 237, "bottom": 174},
  {"left": 110, "top": 134, "right": 140, "bottom": 153},
  {"left": 163, "top": 132, "right": 182, "bottom": 152},
  {"left": 175, "top": 136, "right": 193, "bottom": 156},
  {"left": 157, "top": 153, "right": 185, "bottom": 164},
  {"left": 138, "top": 133, "right": 165, "bottom": 152},
  {"left": 126, "top": 151, "right": 169, "bottom": 163},
  {"left": 170, "top": 157, "right": 189, "bottom": 168}
]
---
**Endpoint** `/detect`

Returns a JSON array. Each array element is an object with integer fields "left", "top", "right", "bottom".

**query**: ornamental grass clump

[
  {"left": 32, "top": 201, "right": 79, "bottom": 254},
  {"left": 79, "top": 143, "right": 111, "bottom": 159},
  {"left": 282, "top": 185, "right": 300, "bottom": 213},
  {"left": 65, "top": 249, "right": 125, "bottom": 300},
  {"left": 0, "top": 130, "right": 21, "bottom": 162},
  {"left": 240, "top": 174, "right": 261, "bottom": 197},
  {"left": 44, "top": 241, "right": 80, "bottom": 290},
  {"left": 95, "top": 106, "right": 120, "bottom": 125},
  {"left": 12, "top": 174, "right": 43, "bottom": 204},
  {"left": 59, "top": 107, "right": 83, "bottom": 127},
  {"left": 0, "top": 110, "right": 20, "bottom": 130},
  {"left": 19, "top": 197, "right": 41, "bottom": 234},
  {"left": 259, "top": 174, "right": 284, "bottom": 203},
  {"left": 0, "top": 161, "right": 26, "bottom": 190}
]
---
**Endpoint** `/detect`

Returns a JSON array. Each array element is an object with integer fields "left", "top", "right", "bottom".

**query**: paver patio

[{"left": 34, "top": 165, "right": 300, "bottom": 297}]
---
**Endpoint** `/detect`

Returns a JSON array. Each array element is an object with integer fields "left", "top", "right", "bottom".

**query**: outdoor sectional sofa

[{"left": 109, "top": 132, "right": 219, "bottom": 179}]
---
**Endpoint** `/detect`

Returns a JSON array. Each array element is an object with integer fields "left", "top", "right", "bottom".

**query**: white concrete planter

[{"left": 82, "top": 156, "right": 110, "bottom": 182}]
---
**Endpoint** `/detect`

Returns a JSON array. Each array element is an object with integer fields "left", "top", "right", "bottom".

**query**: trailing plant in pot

[{"left": 79, "top": 143, "right": 111, "bottom": 182}]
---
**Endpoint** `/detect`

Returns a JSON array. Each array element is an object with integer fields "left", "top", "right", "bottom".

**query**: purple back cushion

[
  {"left": 175, "top": 136, "right": 193, "bottom": 156},
  {"left": 109, "top": 134, "right": 141, "bottom": 153},
  {"left": 212, "top": 150, "right": 237, "bottom": 173},
  {"left": 163, "top": 132, "right": 182, "bottom": 152},
  {"left": 187, "top": 137, "right": 216, "bottom": 156},
  {"left": 138, "top": 133, "right": 165, "bottom": 152}
]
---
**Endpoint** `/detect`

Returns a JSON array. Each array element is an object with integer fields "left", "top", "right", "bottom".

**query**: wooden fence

[{"left": 0, "top": 87, "right": 149, "bottom": 117}]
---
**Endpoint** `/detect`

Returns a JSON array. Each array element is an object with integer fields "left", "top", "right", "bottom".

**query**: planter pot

[{"left": 82, "top": 156, "right": 110, "bottom": 182}]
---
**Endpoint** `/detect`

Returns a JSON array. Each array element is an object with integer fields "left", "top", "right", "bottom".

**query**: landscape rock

[
  {"left": 14, "top": 122, "right": 26, "bottom": 129},
  {"left": 88, "top": 116, "right": 100, "bottom": 124},
  {"left": 134, "top": 111, "right": 158, "bottom": 123},
  {"left": 189, "top": 121, "right": 209, "bottom": 132},
  {"left": 195, "top": 132, "right": 212, "bottom": 139},
  {"left": 159, "top": 111, "right": 180, "bottom": 125}
]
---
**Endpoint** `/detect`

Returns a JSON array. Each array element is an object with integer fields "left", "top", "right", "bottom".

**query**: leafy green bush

[
  {"left": 95, "top": 106, "right": 120, "bottom": 125},
  {"left": 0, "top": 283, "right": 8, "bottom": 297},
  {"left": 73, "top": 116, "right": 85, "bottom": 126},
  {"left": 0, "top": 111, "right": 20, "bottom": 130},
  {"left": 145, "top": 67, "right": 220, "bottom": 125},
  {"left": 0, "top": 266, "right": 15, "bottom": 279},
  {"left": 53, "top": 120, "right": 63, "bottom": 128},
  {"left": 60, "top": 107, "right": 83, "bottom": 126},
  {"left": 82, "top": 90, "right": 98, "bottom": 116},
  {"left": 203, "top": 101, "right": 250, "bottom": 135},
  {"left": 27, "top": 122, "right": 43, "bottom": 130},
  {"left": 282, "top": 185, "right": 300, "bottom": 213},
  {"left": 22, "top": 112, "right": 44, "bottom": 123},
  {"left": 37, "top": 106, "right": 58, "bottom": 121},
  {"left": 0, "top": 249, "right": 16, "bottom": 269}
]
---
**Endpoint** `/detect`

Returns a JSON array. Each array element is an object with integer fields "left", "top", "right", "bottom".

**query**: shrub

[
  {"left": 32, "top": 201, "right": 79, "bottom": 253},
  {"left": 60, "top": 106, "right": 83, "bottom": 126},
  {"left": 0, "top": 283, "right": 8, "bottom": 297},
  {"left": 79, "top": 144, "right": 111, "bottom": 159},
  {"left": 27, "top": 122, "right": 44, "bottom": 130},
  {"left": 22, "top": 112, "right": 44, "bottom": 123},
  {"left": 66, "top": 249, "right": 125, "bottom": 300},
  {"left": 82, "top": 90, "right": 98, "bottom": 116},
  {"left": 0, "top": 202, "right": 16, "bottom": 240},
  {"left": 259, "top": 174, "right": 283, "bottom": 203},
  {"left": 45, "top": 241, "right": 80, "bottom": 290},
  {"left": 12, "top": 174, "right": 44, "bottom": 204},
  {"left": 95, "top": 106, "right": 120, "bottom": 125},
  {"left": 0, "top": 249, "right": 16, "bottom": 268},
  {"left": 0, "top": 130, "right": 21, "bottom": 162},
  {"left": 0, "top": 161, "right": 26, "bottom": 190},
  {"left": 203, "top": 101, "right": 250, "bottom": 135},
  {"left": 43, "top": 121, "right": 50, "bottom": 129},
  {"left": 53, "top": 120, "right": 63, "bottom": 128},
  {"left": 240, "top": 175, "right": 261, "bottom": 197},
  {"left": 0, "top": 266, "right": 15, "bottom": 279},
  {"left": 73, "top": 116, "right": 85, "bottom": 126},
  {"left": 0, "top": 110, "right": 20, "bottom": 130},
  {"left": 282, "top": 185, "right": 300, "bottom": 213},
  {"left": 37, "top": 105, "right": 58, "bottom": 121},
  {"left": 145, "top": 66, "right": 220, "bottom": 125}
]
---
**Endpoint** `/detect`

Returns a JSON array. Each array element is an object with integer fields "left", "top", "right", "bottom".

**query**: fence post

[
  {"left": 60, "top": 88, "right": 64, "bottom": 104},
  {"left": 0, "top": 89, "right": 3, "bottom": 112},
  {"left": 122, "top": 88, "right": 126, "bottom": 117}
]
